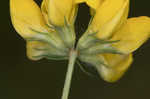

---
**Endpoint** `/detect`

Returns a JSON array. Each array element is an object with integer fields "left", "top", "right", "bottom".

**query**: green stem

[{"left": 61, "top": 49, "right": 77, "bottom": 99}]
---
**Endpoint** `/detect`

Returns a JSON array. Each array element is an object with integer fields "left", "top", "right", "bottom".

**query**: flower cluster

[{"left": 10, "top": 0, "right": 150, "bottom": 83}]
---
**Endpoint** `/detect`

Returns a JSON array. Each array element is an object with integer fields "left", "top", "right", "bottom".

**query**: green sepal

[
  {"left": 77, "top": 30, "right": 120, "bottom": 51},
  {"left": 33, "top": 55, "right": 68, "bottom": 61},
  {"left": 27, "top": 48, "right": 68, "bottom": 61},
  {"left": 48, "top": 18, "right": 76, "bottom": 49},
  {"left": 77, "top": 29, "right": 123, "bottom": 57},
  {"left": 78, "top": 54, "right": 109, "bottom": 68},
  {"left": 29, "top": 28, "right": 68, "bottom": 52},
  {"left": 80, "top": 44, "right": 123, "bottom": 55},
  {"left": 32, "top": 47, "right": 68, "bottom": 61},
  {"left": 34, "top": 47, "right": 67, "bottom": 56}
]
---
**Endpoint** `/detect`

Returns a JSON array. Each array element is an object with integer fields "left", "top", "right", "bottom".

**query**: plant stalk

[{"left": 61, "top": 49, "right": 77, "bottom": 99}]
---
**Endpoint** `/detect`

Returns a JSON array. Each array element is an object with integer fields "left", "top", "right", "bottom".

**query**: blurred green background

[{"left": 0, "top": 0, "right": 150, "bottom": 99}]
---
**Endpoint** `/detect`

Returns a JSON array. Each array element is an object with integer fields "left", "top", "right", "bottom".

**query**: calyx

[{"left": 28, "top": 19, "right": 123, "bottom": 68}]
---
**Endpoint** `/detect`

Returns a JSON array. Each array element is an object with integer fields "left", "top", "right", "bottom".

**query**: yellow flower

[
  {"left": 77, "top": 0, "right": 150, "bottom": 82},
  {"left": 10, "top": 0, "right": 77, "bottom": 60},
  {"left": 10, "top": 0, "right": 150, "bottom": 83},
  {"left": 10, "top": 0, "right": 150, "bottom": 99}
]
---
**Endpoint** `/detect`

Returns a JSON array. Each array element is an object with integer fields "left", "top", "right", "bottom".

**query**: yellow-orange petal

[
  {"left": 86, "top": 0, "right": 103, "bottom": 9},
  {"left": 89, "top": 0, "right": 129, "bottom": 39},
  {"left": 41, "top": 0, "right": 48, "bottom": 13},
  {"left": 26, "top": 41, "right": 48, "bottom": 61},
  {"left": 75, "top": 0, "right": 84, "bottom": 3},
  {"left": 96, "top": 54, "right": 133, "bottom": 82},
  {"left": 10, "top": 0, "right": 48, "bottom": 39},
  {"left": 75, "top": 0, "right": 103, "bottom": 9},
  {"left": 41, "top": 0, "right": 50, "bottom": 26},
  {"left": 111, "top": 16, "right": 150, "bottom": 54},
  {"left": 48, "top": 0, "right": 77, "bottom": 26}
]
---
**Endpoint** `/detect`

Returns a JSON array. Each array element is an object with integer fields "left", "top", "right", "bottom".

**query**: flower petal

[
  {"left": 89, "top": 0, "right": 129, "bottom": 39},
  {"left": 48, "top": 0, "right": 77, "bottom": 25},
  {"left": 111, "top": 16, "right": 150, "bottom": 53},
  {"left": 10, "top": 0, "right": 48, "bottom": 39},
  {"left": 75, "top": 0, "right": 103, "bottom": 9},
  {"left": 41, "top": 0, "right": 49, "bottom": 12},
  {"left": 86, "top": 0, "right": 103, "bottom": 9},
  {"left": 97, "top": 54, "right": 133, "bottom": 82},
  {"left": 26, "top": 41, "right": 48, "bottom": 60},
  {"left": 41, "top": 0, "right": 50, "bottom": 25},
  {"left": 75, "top": 0, "right": 85, "bottom": 3}
]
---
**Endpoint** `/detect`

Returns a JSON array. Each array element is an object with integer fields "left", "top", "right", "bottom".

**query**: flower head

[{"left": 10, "top": 0, "right": 150, "bottom": 83}]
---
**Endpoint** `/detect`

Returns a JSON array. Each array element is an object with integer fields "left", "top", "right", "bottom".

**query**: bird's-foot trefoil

[{"left": 10, "top": 0, "right": 150, "bottom": 99}]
